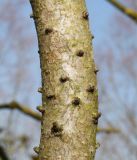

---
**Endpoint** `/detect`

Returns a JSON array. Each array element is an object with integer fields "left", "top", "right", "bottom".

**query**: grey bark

[{"left": 29, "top": 1, "right": 99, "bottom": 159}]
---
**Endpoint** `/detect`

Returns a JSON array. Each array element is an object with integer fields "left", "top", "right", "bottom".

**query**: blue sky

[{"left": 87, "top": 0, "right": 115, "bottom": 42}]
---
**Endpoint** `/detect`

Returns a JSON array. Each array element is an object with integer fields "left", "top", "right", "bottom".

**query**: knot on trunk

[
  {"left": 33, "top": 146, "right": 39, "bottom": 154},
  {"left": 72, "top": 97, "right": 81, "bottom": 106},
  {"left": 46, "top": 92, "right": 56, "bottom": 100},
  {"left": 36, "top": 106, "right": 45, "bottom": 114},
  {"left": 86, "top": 85, "right": 95, "bottom": 93},
  {"left": 82, "top": 11, "right": 89, "bottom": 20},
  {"left": 45, "top": 28, "right": 53, "bottom": 35},
  {"left": 51, "top": 122, "right": 63, "bottom": 137},
  {"left": 94, "top": 67, "right": 99, "bottom": 74},
  {"left": 76, "top": 50, "right": 84, "bottom": 57},
  {"left": 38, "top": 87, "right": 43, "bottom": 93},
  {"left": 59, "top": 75, "right": 69, "bottom": 83},
  {"left": 92, "top": 112, "right": 101, "bottom": 125}
]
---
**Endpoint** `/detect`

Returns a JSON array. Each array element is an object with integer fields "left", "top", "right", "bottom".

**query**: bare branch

[
  {"left": 97, "top": 127, "right": 119, "bottom": 134},
  {"left": 0, "top": 101, "right": 41, "bottom": 121},
  {"left": 106, "top": 0, "right": 137, "bottom": 23}
]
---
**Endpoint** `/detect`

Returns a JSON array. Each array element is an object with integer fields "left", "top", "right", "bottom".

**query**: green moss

[{"left": 84, "top": 104, "right": 93, "bottom": 110}]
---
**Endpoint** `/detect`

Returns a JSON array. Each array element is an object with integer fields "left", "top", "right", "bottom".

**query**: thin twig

[
  {"left": 0, "top": 101, "right": 41, "bottom": 121},
  {"left": 106, "top": 0, "right": 137, "bottom": 23}
]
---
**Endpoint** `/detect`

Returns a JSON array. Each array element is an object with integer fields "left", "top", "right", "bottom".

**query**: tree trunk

[{"left": 30, "top": 1, "right": 99, "bottom": 159}]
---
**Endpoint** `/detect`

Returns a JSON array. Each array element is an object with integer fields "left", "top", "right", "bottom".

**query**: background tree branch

[
  {"left": 97, "top": 127, "right": 119, "bottom": 134},
  {"left": 0, "top": 101, "right": 41, "bottom": 121},
  {"left": 106, "top": 0, "right": 137, "bottom": 23}
]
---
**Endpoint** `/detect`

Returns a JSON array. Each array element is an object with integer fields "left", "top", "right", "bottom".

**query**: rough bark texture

[{"left": 30, "top": 1, "right": 99, "bottom": 159}]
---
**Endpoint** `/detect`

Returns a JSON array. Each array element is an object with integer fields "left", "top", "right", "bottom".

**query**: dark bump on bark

[
  {"left": 72, "top": 97, "right": 81, "bottom": 106},
  {"left": 95, "top": 142, "right": 100, "bottom": 150},
  {"left": 38, "top": 50, "right": 40, "bottom": 54},
  {"left": 46, "top": 94, "right": 56, "bottom": 100},
  {"left": 92, "top": 112, "right": 101, "bottom": 125},
  {"left": 76, "top": 50, "right": 84, "bottom": 57},
  {"left": 59, "top": 75, "right": 69, "bottom": 83},
  {"left": 45, "top": 70, "right": 50, "bottom": 75},
  {"left": 92, "top": 35, "right": 94, "bottom": 39},
  {"left": 45, "top": 28, "right": 53, "bottom": 35},
  {"left": 94, "top": 67, "right": 99, "bottom": 74},
  {"left": 94, "top": 68, "right": 99, "bottom": 74},
  {"left": 82, "top": 11, "right": 89, "bottom": 20},
  {"left": 87, "top": 85, "right": 95, "bottom": 93},
  {"left": 30, "top": 13, "right": 34, "bottom": 18},
  {"left": 33, "top": 146, "right": 39, "bottom": 154},
  {"left": 38, "top": 87, "right": 43, "bottom": 93},
  {"left": 36, "top": 106, "right": 45, "bottom": 113},
  {"left": 92, "top": 119, "right": 98, "bottom": 125},
  {"left": 98, "top": 112, "right": 102, "bottom": 118},
  {"left": 51, "top": 122, "right": 63, "bottom": 137}
]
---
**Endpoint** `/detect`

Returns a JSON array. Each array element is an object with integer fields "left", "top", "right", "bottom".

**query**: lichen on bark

[{"left": 30, "top": 0, "right": 99, "bottom": 159}]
